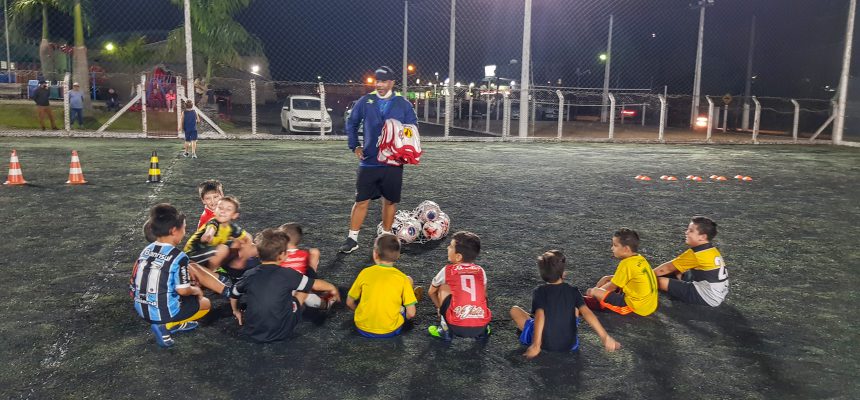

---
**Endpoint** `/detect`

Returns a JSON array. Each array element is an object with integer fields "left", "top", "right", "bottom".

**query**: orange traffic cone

[
  {"left": 66, "top": 150, "right": 87, "bottom": 184},
  {"left": 3, "top": 149, "right": 27, "bottom": 185}
]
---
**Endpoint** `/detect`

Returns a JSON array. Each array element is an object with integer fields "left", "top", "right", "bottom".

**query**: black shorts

[
  {"left": 440, "top": 295, "right": 488, "bottom": 338},
  {"left": 355, "top": 166, "right": 403, "bottom": 203},
  {"left": 667, "top": 279, "right": 710, "bottom": 305}
]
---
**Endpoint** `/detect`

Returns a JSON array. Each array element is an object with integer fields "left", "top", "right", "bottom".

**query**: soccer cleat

[
  {"left": 191, "top": 153, "right": 197, "bottom": 159},
  {"left": 338, "top": 237, "right": 359, "bottom": 254},
  {"left": 182, "top": 152, "right": 189, "bottom": 158},
  {"left": 169, "top": 321, "right": 199, "bottom": 334},
  {"left": 428, "top": 325, "right": 452, "bottom": 341},
  {"left": 150, "top": 324, "right": 175, "bottom": 348}
]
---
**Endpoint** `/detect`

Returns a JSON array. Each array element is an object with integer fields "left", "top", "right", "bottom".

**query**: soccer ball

[
  {"left": 416, "top": 200, "right": 441, "bottom": 222},
  {"left": 395, "top": 217, "right": 422, "bottom": 243},
  {"left": 422, "top": 220, "right": 446, "bottom": 241},
  {"left": 435, "top": 212, "right": 450, "bottom": 237}
]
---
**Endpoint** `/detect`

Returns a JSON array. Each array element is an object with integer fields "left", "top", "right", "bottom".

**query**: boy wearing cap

[
  {"left": 31, "top": 80, "right": 58, "bottom": 130},
  {"left": 340, "top": 65, "right": 419, "bottom": 254},
  {"left": 69, "top": 83, "right": 85, "bottom": 128}
]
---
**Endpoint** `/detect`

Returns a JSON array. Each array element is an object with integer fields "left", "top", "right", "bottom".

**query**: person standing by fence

[
  {"left": 31, "top": 80, "right": 57, "bottom": 131},
  {"left": 69, "top": 83, "right": 85, "bottom": 128}
]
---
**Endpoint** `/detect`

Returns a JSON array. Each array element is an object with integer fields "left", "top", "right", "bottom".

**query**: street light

[
  {"left": 104, "top": 42, "right": 116, "bottom": 53},
  {"left": 598, "top": 53, "right": 607, "bottom": 62},
  {"left": 250, "top": 64, "right": 260, "bottom": 74},
  {"left": 407, "top": 64, "right": 415, "bottom": 73}
]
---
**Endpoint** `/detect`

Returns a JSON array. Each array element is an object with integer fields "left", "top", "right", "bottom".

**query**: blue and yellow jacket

[{"left": 347, "top": 91, "right": 418, "bottom": 167}]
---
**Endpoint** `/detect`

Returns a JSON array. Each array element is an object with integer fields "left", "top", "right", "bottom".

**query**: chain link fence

[{"left": 0, "top": 0, "right": 855, "bottom": 144}]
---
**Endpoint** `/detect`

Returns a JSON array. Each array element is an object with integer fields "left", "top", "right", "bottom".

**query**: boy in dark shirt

[
  {"left": 510, "top": 250, "right": 621, "bottom": 359},
  {"left": 230, "top": 228, "right": 339, "bottom": 343}
]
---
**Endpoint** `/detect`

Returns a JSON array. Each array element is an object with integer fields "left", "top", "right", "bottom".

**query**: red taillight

[
  {"left": 695, "top": 116, "right": 708, "bottom": 127},
  {"left": 621, "top": 110, "right": 636, "bottom": 116}
]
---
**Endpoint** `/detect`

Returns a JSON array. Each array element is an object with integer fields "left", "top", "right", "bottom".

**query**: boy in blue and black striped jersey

[{"left": 130, "top": 203, "right": 231, "bottom": 348}]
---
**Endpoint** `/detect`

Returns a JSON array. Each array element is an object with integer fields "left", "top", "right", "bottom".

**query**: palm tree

[
  {"left": 11, "top": 0, "right": 62, "bottom": 79},
  {"left": 166, "top": 0, "right": 262, "bottom": 84},
  {"left": 70, "top": 0, "right": 91, "bottom": 108}
]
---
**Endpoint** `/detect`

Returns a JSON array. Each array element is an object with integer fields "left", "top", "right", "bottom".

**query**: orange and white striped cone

[
  {"left": 3, "top": 149, "right": 27, "bottom": 185},
  {"left": 66, "top": 150, "right": 87, "bottom": 185},
  {"left": 147, "top": 150, "right": 161, "bottom": 183}
]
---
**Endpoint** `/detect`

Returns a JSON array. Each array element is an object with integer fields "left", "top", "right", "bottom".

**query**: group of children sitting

[{"left": 131, "top": 180, "right": 729, "bottom": 358}]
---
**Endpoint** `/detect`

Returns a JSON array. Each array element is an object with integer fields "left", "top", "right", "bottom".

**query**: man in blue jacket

[{"left": 340, "top": 66, "right": 418, "bottom": 254}]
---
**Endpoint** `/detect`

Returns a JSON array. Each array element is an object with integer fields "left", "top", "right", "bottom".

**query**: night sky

[{"left": 10, "top": 0, "right": 856, "bottom": 98}]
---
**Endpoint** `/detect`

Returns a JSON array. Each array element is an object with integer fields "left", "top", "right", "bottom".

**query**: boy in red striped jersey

[
  {"left": 427, "top": 231, "right": 492, "bottom": 340},
  {"left": 278, "top": 223, "right": 321, "bottom": 277}
]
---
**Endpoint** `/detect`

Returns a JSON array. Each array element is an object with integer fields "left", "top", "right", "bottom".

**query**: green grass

[
  {"left": 0, "top": 138, "right": 857, "bottom": 399},
  {"left": 0, "top": 104, "right": 235, "bottom": 132}
]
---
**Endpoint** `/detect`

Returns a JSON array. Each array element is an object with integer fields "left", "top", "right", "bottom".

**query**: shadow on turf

[{"left": 661, "top": 301, "right": 802, "bottom": 396}]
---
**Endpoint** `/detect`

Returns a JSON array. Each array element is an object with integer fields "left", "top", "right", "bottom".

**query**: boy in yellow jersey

[
  {"left": 346, "top": 233, "right": 423, "bottom": 338},
  {"left": 652, "top": 216, "right": 728, "bottom": 306},
  {"left": 585, "top": 228, "right": 658, "bottom": 316},
  {"left": 184, "top": 196, "right": 256, "bottom": 275}
]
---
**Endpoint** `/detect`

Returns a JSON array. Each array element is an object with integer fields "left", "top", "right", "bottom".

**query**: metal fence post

[
  {"left": 608, "top": 92, "right": 616, "bottom": 140},
  {"left": 423, "top": 97, "right": 429, "bottom": 122},
  {"left": 706, "top": 96, "right": 714, "bottom": 142},
  {"left": 141, "top": 74, "right": 147, "bottom": 135},
  {"left": 319, "top": 82, "right": 326, "bottom": 136},
  {"left": 485, "top": 97, "right": 492, "bottom": 133},
  {"left": 620, "top": 102, "right": 625, "bottom": 125},
  {"left": 176, "top": 84, "right": 184, "bottom": 135},
  {"left": 502, "top": 93, "right": 510, "bottom": 137},
  {"left": 468, "top": 96, "right": 473, "bottom": 130},
  {"left": 435, "top": 95, "right": 440, "bottom": 124},
  {"left": 790, "top": 99, "right": 800, "bottom": 142},
  {"left": 556, "top": 90, "right": 564, "bottom": 139},
  {"left": 752, "top": 96, "right": 761, "bottom": 144},
  {"left": 722, "top": 104, "right": 728, "bottom": 132},
  {"left": 250, "top": 79, "right": 257, "bottom": 136},
  {"left": 63, "top": 73, "right": 70, "bottom": 132},
  {"left": 641, "top": 103, "right": 646, "bottom": 127},
  {"left": 658, "top": 94, "right": 667, "bottom": 142}
]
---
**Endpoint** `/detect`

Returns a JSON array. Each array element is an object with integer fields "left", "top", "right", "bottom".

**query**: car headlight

[{"left": 291, "top": 116, "right": 299, "bottom": 122}]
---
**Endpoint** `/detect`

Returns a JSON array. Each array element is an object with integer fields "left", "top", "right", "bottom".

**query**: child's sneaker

[
  {"left": 169, "top": 321, "right": 199, "bottom": 334},
  {"left": 182, "top": 151, "right": 189, "bottom": 158},
  {"left": 150, "top": 323, "right": 175, "bottom": 348},
  {"left": 191, "top": 153, "right": 197, "bottom": 159},
  {"left": 428, "top": 325, "right": 452, "bottom": 341}
]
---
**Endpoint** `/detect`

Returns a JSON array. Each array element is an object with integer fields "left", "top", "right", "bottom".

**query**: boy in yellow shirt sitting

[
  {"left": 585, "top": 228, "right": 658, "bottom": 317},
  {"left": 346, "top": 233, "right": 423, "bottom": 338}
]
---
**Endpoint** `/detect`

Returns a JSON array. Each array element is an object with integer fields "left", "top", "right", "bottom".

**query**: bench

[{"left": 0, "top": 83, "right": 23, "bottom": 99}]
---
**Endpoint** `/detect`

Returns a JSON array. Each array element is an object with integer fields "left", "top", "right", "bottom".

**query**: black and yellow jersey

[{"left": 183, "top": 219, "right": 248, "bottom": 254}]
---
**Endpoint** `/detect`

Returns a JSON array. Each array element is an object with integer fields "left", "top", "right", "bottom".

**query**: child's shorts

[
  {"left": 440, "top": 295, "right": 490, "bottom": 338},
  {"left": 188, "top": 245, "right": 219, "bottom": 266},
  {"left": 356, "top": 311, "right": 406, "bottom": 338},
  {"left": 144, "top": 295, "right": 199, "bottom": 324},
  {"left": 600, "top": 291, "right": 634, "bottom": 316},
  {"left": 519, "top": 318, "right": 579, "bottom": 351},
  {"left": 667, "top": 278, "right": 710, "bottom": 305},
  {"left": 184, "top": 130, "right": 198, "bottom": 141}
]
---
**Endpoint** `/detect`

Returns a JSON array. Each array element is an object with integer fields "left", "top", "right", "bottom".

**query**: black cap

[
  {"left": 375, "top": 66, "right": 396, "bottom": 81},
  {"left": 38, "top": 80, "right": 47, "bottom": 84}
]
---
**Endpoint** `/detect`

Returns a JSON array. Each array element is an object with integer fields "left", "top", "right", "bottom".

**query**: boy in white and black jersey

[{"left": 652, "top": 216, "right": 729, "bottom": 306}]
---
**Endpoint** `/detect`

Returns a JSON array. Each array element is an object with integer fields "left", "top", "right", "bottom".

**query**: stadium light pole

[
  {"left": 742, "top": 15, "right": 756, "bottom": 131},
  {"left": 600, "top": 14, "right": 613, "bottom": 123},
  {"left": 690, "top": 0, "right": 714, "bottom": 127},
  {"left": 519, "top": 0, "right": 533, "bottom": 137},
  {"left": 402, "top": 0, "right": 409, "bottom": 96},
  {"left": 834, "top": 0, "right": 857, "bottom": 144},
  {"left": 183, "top": 0, "right": 195, "bottom": 106}
]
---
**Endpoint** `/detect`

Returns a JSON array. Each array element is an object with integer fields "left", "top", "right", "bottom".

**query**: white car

[{"left": 280, "top": 95, "right": 333, "bottom": 133}]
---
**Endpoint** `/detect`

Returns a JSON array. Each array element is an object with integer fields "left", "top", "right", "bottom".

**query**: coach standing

[{"left": 339, "top": 66, "right": 418, "bottom": 254}]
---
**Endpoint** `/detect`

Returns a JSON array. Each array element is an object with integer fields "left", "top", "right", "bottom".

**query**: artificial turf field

[{"left": 0, "top": 137, "right": 858, "bottom": 399}]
